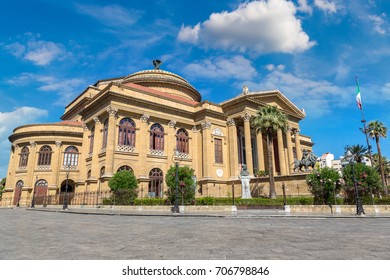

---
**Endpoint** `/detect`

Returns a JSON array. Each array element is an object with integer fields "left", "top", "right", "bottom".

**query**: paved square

[{"left": 1, "top": 208, "right": 390, "bottom": 259}]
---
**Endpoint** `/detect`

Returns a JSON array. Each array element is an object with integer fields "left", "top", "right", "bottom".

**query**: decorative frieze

[
  {"left": 212, "top": 128, "right": 224, "bottom": 136},
  {"left": 174, "top": 152, "right": 190, "bottom": 159},
  {"left": 149, "top": 149, "right": 164, "bottom": 156},
  {"left": 117, "top": 145, "right": 135, "bottom": 153},
  {"left": 37, "top": 165, "right": 51, "bottom": 170}
]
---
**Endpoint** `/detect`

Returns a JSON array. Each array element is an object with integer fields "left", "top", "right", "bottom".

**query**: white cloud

[
  {"left": 3, "top": 34, "right": 66, "bottom": 66},
  {"left": 182, "top": 55, "right": 258, "bottom": 80},
  {"left": 297, "top": 0, "right": 313, "bottom": 14},
  {"left": 76, "top": 4, "right": 141, "bottom": 27},
  {"left": 177, "top": 0, "right": 315, "bottom": 55},
  {"left": 368, "top": 14, "right": 389, "bottom": 35},
  {"left": 0, "top": 107, "right": 48, "bottom": 177},
  {"left": 314, "top": 0, "right": 337, "bottom": 14}
]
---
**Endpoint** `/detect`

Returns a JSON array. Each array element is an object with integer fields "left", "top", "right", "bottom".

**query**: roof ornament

[
  {"left": 153, "top": 59, "right": 162, "bottom": 70},
  {"left": 242, "top": 85, "right": 249, "bottom": 95}
]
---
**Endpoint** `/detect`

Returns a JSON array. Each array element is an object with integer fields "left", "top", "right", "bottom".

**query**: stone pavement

[{"left": 1, "top": 207, "right": 390, "bottom": 260}]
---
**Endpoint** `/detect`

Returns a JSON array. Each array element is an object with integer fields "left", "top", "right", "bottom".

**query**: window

[
  {"left": 214, "top": 138, "right": 223, "bottom": 163},
  {"left": 117, "top": 165, "right": 133, "bottom": 173},
  {"left": 19, "top": 147, "right": 29, "bottom": 167},
  {"left": 102, "top": 119, "right": 108, "bottom": 149},
  {"left": 118, "top": 118, "right": 136, "bottom": 147},
  {"left": 148, "top": 168, "right": 163, "bottom": 198},
  {"left": 150, "top": 123, "right": 164, "bottom": 151},
  {"left": 38, "top": 145, "right": 52, "bottom": 166},
  {"left": 100, "top": 166, "right": 105, "bottom": 177},
  {"left": 89, "top": 126, "right": 95, "bottom": 154},
  {"left": 176, "top": 128, "right": 189, "bottom": 153},
  {"left": 63, "top": 146, "right": 79, "bottom": 166}
]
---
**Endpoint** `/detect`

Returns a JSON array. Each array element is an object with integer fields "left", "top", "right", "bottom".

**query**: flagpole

[{"left": 356, "top": 77, "right": 374, "bottom": 205}]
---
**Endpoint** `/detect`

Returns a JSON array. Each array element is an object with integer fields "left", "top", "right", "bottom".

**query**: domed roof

[{"left": 121, "top": 63, "right": 201, "bottom": 102}]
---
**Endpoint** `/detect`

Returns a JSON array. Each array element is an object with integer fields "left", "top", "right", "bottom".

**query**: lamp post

[
  {"left": 346, "top": 151, "right": 365, "bottom": 215},
  {"left": 30, "top": 176, "right": 37, "bottom": 208},
  {"left": 63, "top": 164, "right": 70, "bottom": 210},
  {"left": 172, "top": 161, "right": 180, "bottom": 213}
]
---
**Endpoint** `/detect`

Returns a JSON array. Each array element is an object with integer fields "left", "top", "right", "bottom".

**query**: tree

[
  {"left": 306, "top": 167, "right": 344, "bottom": 205},
  {"left": 367, "top": 120, "right": 388, "bottom": 195},
  {"left": 165, "top": 165, "right": 195, "bottom": 205},
  {"left": 342, "top": 163, "right": 382, "bottom": 203},
  {"left": 372, "top": 153, "right": 390, "bottom": 185},
  {"left": 345, "top": 144, "right": 368, "bottom": 163},
  {"left": 108, "top": 170, "right": 138, "bottom": 205},
  {"left": 0, "top": 177, "right": 5, "bottom": 200},
  {"left": 251, "top": 105, "right": 288, "bottom": 198}
]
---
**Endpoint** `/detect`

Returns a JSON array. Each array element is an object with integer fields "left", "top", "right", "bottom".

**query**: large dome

[{"left": 122, "top": 68, "right": 201, "bottom": 102}]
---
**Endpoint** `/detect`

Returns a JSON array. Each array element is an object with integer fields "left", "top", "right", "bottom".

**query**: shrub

[
  {"left": 165, "top": 165, "right": 195, "bottom": 205},
  {"left": 108, "top": 170, "right": 138, "bottom": 205},
  {"left": 342, "top": 163, "right": 382, "bottom": 204},
  {"left": 306, "top": 167, "right": 344, "bottom": 205}
]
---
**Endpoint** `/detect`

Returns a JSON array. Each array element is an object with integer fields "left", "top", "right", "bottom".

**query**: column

[
  {"left": 286, "top": 127, "right": 294, "bottom": 174},
  {"left": 91, "top": 117, "right": 103, "bottom": 179},
  {"left": 277, "top": 129, "right": 287, "bottom": 175},
  {"left": 105, "top": 106, "right": 118, "bottom": 176},
  {"left": 167, "top": 120, "right": 176, "bottom": 170},
  {"left": 243, "top": 113, "right": 253, "bottom": 175},
  {"left": 256, "top": 131, "right": 265, "bottom": 172},
  {"left": 50, "top": 141, "right": 62, "bottom": 188},
  {"left": 79, "top": 124, "right": 90, "bottom": 181},
  {"left": 139, "top": 113, "right": 150, "bottom": 178},
  {"left": 201, "top": 121, "right": 211, "bottom": 178},
  {"left": 227, "top": 118, "right": 239, "bottom": 179},
  {"left": 6, "top": 145, "right": 16, "bottom": 189},
  {"left": 26, "top": 141, "right": 37, "bottom": 188},
  {"left": 191, "top": 126, "right": 200, "bottom": 179},
  {"left": 294, "top": 128, "right": 302, "bottom": 160}
]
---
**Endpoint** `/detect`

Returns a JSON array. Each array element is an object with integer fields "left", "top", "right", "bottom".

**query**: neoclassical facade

[{"left": 3, "top": 62, "right": 314, "bottom": 206}]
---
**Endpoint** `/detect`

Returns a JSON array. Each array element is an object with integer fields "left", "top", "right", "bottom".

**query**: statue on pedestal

[{"left": 239, "top": 164, "right": 252, "bottom": 199}]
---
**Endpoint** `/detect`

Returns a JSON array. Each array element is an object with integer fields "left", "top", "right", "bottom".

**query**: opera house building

[{"left": 3, "top": 62, "right": 314, "bottom": 206}]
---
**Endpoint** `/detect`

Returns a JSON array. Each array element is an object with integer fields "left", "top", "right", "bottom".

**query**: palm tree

[
  {"left": 345, "top": 144, "right": 368, "bottom": 163},
  {"left": 367, "top": 120, "right": 388, "bottom": 195},
  {"left": 251, "top": 105, "right": 288, "bottom": 198}
]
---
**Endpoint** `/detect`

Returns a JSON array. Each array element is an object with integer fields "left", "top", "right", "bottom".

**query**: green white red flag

[{"left": 356, "top": 79, "right": 362, "bottom": 110}]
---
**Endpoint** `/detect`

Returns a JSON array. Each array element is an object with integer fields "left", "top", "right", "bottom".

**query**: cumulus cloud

[
  {"left": 297, "top": 0, "right": 313, "bottom": 15},
  {"left": 314, "top": 0, "right": 337, "bottom": 14},
  {"left": 76, "top": 4, "right": 142, "bottom": 27},
  {"left": 182, "top": 55, "right": 258, "bottom": 80},
  {"left": 177, "top": 0, "right": 315, "bottom": 55},
  {"left": 3, "top": 34, "right": 66, "bottom": 66}
]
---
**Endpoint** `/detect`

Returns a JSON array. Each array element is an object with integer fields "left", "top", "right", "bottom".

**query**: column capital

[
  {"left": 140, "top": 113, "right": 150, "bottom": 123},
  {"left": 242, "top": 113, "right": 251, "bottom": 121},
  {"left": 93, "top": 116, "right": 101, "bottom": 124},
  {"left": 227, "top": 118, "right": 236, "bottom": 126},
  {"left": 82, "top": 123, "right": 89, "bottom": 131},
  {"left": 201, "top": 121, "right": 211, "bottom": 130},
  {"left": 55, "top": 141, "right": 62, "bottom": 148},
  {"left": 107, "top": 106, "right": 118, "bottom": 116},
  {"left": 192, "top": 125, "right": 198, "bottom": 132},
  {"left": 168, "top": 120, "right": 176, "bottom": 128},
  {"left": 293, "top": 128, "right": 300, "bottom": 134},
  {"left": 29, "top": 141, "right": 36, "bottom": 148}
]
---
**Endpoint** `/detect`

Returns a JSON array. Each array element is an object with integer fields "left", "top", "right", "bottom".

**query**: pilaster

[
  {"left": 286, "top": 127, "right": 295, "bottom": 174},
  {"left": 104, "top": 106, "right": 118, "bottom": 176},
  {"left": 91, "top": 117, "right": 103, "bottom": 178},
  {"left": 256, "top": 131, "right": 265, "bottom": 172},
  {"left": 227, "top": 118, "right": 239, "bottom": 179},
  {"left": 139, "top": 113, "right": 150, "bottom": 178},
  {"left": 277, "top": 129, "right": 287, "bottom": 175},
  {"left": 243, "top": 113, "right": 253, "bottom": 175},
  {"left": 294, "top": 128, "right": 302, "bottom": 160},
  {"left": 201, "top": 121, "right": 211, "bottom": 178}
]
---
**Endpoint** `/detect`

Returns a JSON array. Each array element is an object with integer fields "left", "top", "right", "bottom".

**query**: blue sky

[{"left": 1, "top": 0, "right": 389, "bottom": 178}]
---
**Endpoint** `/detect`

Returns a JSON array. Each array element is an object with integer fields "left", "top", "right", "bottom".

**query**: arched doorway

[
  {"left": 13, "top": 180, "right": 23, "bottom": 206},
  {"left": 148, "top": 168, "right": 164, "bottom": 198},
  {"left": 34, "top": 179, "right": 48, "bottom": 205},
  {"left": 60, "top": 179, "right": 75, "bottom": 205}
]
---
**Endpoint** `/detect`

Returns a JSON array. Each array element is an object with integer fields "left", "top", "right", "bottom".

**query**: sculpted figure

[{"left": 239, "top": 164, "right": 252, "bottom": 199}]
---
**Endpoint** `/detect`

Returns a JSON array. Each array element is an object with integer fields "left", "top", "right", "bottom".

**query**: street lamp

[
  {"left": 63, "top": 164, "right": 70, "bottom": 210},
  {"left": 345, "top": 151, "right": 365, "bottom": 215},
  {"left": 171, "top": 150, "right": 180, "bottom": 213}
]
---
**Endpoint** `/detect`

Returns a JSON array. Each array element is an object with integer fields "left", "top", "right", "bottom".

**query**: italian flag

[{"left": 356, "top": 81, "right": 362, "bottom": 110}]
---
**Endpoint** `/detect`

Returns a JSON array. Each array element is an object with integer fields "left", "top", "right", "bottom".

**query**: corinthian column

[
  {"left": 201, "top": 121, "right": 212, "bottom": 178},
  {"left": 286, "top": 127, "right": 294, "bottom": 173},
  {"left": 104, "top": 106, "right": 117, "bottom": 176},
  {"left": 242, "top": 113, "right": 253, "bottom": 175},
  {"left": 294, "top": 128, "right": 302, "bottom": 160},
  {"left": 227, "top": 118, "right": 239, "bottom": 179},
  {"left": 139, "top": 113, "right": 150, "bottom": 178},
  {"left": 277, "top": 129, "right": 287, "bottom": 175}
]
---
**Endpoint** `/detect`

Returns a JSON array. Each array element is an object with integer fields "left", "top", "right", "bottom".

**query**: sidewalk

[{"left": 20, "top": 205, "right": 390, "bottom": 218}]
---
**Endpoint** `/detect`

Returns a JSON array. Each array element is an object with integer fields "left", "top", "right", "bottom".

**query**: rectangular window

[{"left": 214, "top": 138, "right": 223, "bottom": 163}]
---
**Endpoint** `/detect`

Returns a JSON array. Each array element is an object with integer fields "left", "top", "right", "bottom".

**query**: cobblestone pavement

[{"left": 1, "top": 208, "right": 390, "bottom": 260}]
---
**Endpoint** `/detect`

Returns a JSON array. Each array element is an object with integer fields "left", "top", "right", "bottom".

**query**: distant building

[{"left": 319, "top": 152, "right": 334, "bottom": 168}]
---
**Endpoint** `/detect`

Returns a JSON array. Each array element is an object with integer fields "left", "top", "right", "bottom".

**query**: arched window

[
  {"left": 117, "top": 165, "right": 133, "bottom": 173},
  {"left": 150, "top": 123, "right": 164, "bottom": 151},
  {"left": 100, "top": 166, "right": 105, "bottom": 177},
  {"left": 118, "top": 118, "right": 136, "bottom": 147},
  {"left": 176, "top": 128, "right": 189, "bottom": 154},
  {"left": 102, "top": 119, "right": 108, "bottom": 149},
  {"left": 13, "top": 180, "right": 24, "bottom": 205},
  {"left": 38, "top": 145, "right": 52, "bottom": 166},
  {"left": 19, "top": 147, "right": 29, "bottom": 167},
  {"left": 63, "top": 146, "right": 79, "bottom": 166},
  {"left": 148, "top": 168, "right": 163, "bottom": 198},
  {"left": 89, "top": 126, "right": 95, "bottom": 154}
]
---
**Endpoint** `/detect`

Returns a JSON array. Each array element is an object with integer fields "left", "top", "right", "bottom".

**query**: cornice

[{"left": 9, "top": 130, "right": 83, "bottom": 143}]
